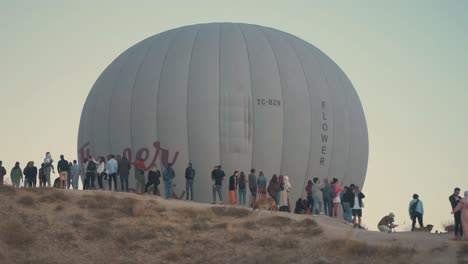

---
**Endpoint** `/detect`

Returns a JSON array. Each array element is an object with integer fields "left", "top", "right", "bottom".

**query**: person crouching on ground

[
  {"left": 294, "top": 198, "right": 306, "bottom": 214},
  {"left": 378, "top": 212, "right": 397, "bottom": 233}
]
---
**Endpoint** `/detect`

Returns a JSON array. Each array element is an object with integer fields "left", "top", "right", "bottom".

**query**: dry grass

[
  {"left": 0, "top": 221, "right": 35, "bottom": 247},
  {"left": 0, "top": 185, "right": 16, "bottom": 195},
  {"left": 16, "top": 195, "right": 35, "bottom": 207},
  {"left": 0, "top": 188, "right": 440, "bottom": 264}
]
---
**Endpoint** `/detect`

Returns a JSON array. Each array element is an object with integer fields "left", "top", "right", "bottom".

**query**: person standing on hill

[
  {"left": 452, "top": 190, "right": 468, "bottom": 240},
  {"left": 57, "top": 155, "right": 69, "bottom": 189},
  {"left": 106, "top": 155, "right": 118, "bottom": 191},
  {"left": 135, "top": 159, "right": 146, "bottom": 194},
  {"left": 305, "top": 180, "right": 313, "bottom": 212},
  {"left": 118, "top": 156, "right": 131, "bottom": 192},
  {"left": 267, "top": 174, "right": 281, "bottom": 206},
  {"left": 211, "top": 165, "right": 225, "bottom": 204},
  {"left": 38, "top": 163, "right": 46, "bottom": 188},
  {"left": 67, "top": 162, "right": 73, "bottom": 189},
  {"left": 331, "top": 178, "right": 344, "bottom": 218},
  {"left": 449, "top": 187, "right": 463, "bottom": 239},
  {"left": 322, "top": 179, "right": 333, "bottom": 217},
  {"left": 96, "top": 157, "right": 106, "bottom": 190},
  {"left": 43, "top": 152, "right": 55, "bottom": 187},
  {"left": 10, "top": 162, "right": 23, "bottom": 188},
  {"left": 342, "top": 185, "right": 354, "bottom": 223},
  {"left": 228, "top": 171, "right": 238, "bottom": 205},
  {"left": 163, "top": 163, "right": 175, "bottom": 199},
  {"left": 312, "top": 178, "right": 325, "bottom": 215},
  {"left": 238, "top": 171, "right": 247, "bottom": 206},
  {"left": 248, "top": 169, "right": 257, "bottom": 207},
  {"left": 70, "top": 160, "right": 81, "bottom": 190},
  {"left": 409, "top": 194, "right": 424, "bottom": 231},
  {"left": 0, "top": 161, "right": 6, "bottom": 186},
  {"left": 145, "top": 164, "right": 161, "bottom": 195},
  {"left": 257, "top": 171, "right": 267, "bottom": 200},
  {"left": 85, "top": 156, "right": 98, "bottom": 190},
  {"left": 23, "top": 161, "right": 37, "bottom": 188},
  {"left": 351, "top": 185, "right": 365, "bottom": 228},
  {"left": 185, "top": 163, "right": 195, "bottom": 200}
]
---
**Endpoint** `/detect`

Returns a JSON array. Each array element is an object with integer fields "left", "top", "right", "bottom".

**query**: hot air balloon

[{"left": 78, "top": 23, "right": 368, "bottom": 203}]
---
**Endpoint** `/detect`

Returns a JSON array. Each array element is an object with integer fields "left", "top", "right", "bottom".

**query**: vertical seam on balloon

[
  {"left": 279, "top": 32, "right": 313, "bottom": 198},
  {"left": 218, "top": 23, "right": 222, "bottom": 167},
  {"left": 238, "top": 23, "right": 255, "bottom": 171},
  {"left": 156, "top": 28, "right": 184, "bottom": 159},
  {"left": 129, "top": 36, "right": 158, "bottom": 166},
  {"left": 107, "top": 49, "right": 136, "bottom": 159},
  {"left": 332, "top": 61, "right": 352, "bottom": 186},
  {"left": 258, "top": 27, "right": 285, "bottom": 176},
  {"left": 187, "top": 25, "right": 202, "bottom": 167}
]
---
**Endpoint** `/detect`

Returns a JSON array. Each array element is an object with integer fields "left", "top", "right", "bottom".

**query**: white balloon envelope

[{"left": 78, "top": 23, "right": 368, "bottom": 203}]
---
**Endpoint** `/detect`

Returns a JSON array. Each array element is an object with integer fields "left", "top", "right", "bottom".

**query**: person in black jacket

[
  {"left": 350, "top": 185, "right": 365, "bottom": 229},
  {"left": 57, "top": 155, "right": 69, "bottom": 189},
  {"left": 185, "top": 163, "right": 195, "bottom": 200},
  {"left": 342, "top": 185, "right": 354, "bottom": 223},
  {"left": 23, "top": 161, "right": 38, "bottom": 188},
  {"left": 449, "top": 187, "right": 463, "bottom": 239},
  {"left": 0, "top": 160, "right": 7, "bottom": 186},
  {"left": 145, "top": 164, "right": 161, "bottom": 195}
]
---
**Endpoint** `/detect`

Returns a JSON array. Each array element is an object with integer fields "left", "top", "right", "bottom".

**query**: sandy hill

[{"left": 0, "top": 186, "right": 466, "bottom": 264}]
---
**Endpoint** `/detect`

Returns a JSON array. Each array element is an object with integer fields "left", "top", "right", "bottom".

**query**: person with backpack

[
  {"left": 257, "top": 171, "right": 267, "bottom": 200},
  {"left": 145, "top": 164, "right": 161, "bottom": 195},
  {"left": 449, "top": 187, "right": 464, "bottom": 239},
  {"left": 163, "top": 163, "right": 175, "bottom": 199},
  {"left": 185, "top": 163, "right": 195, "bottom": 200},
  {"left": 0, "top": 160, "right": 7, "bottom": 186},
  {"left": 238, "top": 171, "right": 247, "bottom": 206},
  {"left": 248, "top": 169, "right": 257, "bottom": 207},
  {"left": 85, "top": 156, "right": 98, "bottom": 189},
  {"left": 409, "top": 194, "right": 424, "bottom": 231}
]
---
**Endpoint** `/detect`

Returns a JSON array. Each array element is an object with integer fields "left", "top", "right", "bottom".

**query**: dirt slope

[{"left": 0, "top": 186, "right": 465, "bottom": 264}]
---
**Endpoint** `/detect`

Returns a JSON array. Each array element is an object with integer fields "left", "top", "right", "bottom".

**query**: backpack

[
  {"left": 410, "top": 200, "right": 419, "bottom": 216},
  {"left": 87, "top": 161, "right": 97, "bottom": 172},
  {"left": 329, "top": 184, "right": 337, "bottom": 198},
  {"left": 239, "top": 177, "right": 246, "bottom": 189}
]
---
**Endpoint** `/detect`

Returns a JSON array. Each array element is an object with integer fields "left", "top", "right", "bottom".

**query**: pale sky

[{"left": 1, "top": 0, "right": 467, "bottom": 231}]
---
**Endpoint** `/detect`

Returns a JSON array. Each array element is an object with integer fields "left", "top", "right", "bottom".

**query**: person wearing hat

[{"left": 377, "top": 212, "right": 398, "bottom": 233}]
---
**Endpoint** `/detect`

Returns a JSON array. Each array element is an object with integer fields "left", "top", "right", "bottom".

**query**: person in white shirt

[
  {"left": 351, "top": 185, "right": 365, "bottom": 229},
  {"left": 96, "top": 157, "right": 106, "bottom": 190},
  {"left": 106, "top": 155, "right": 118, "bottom": 191}
]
